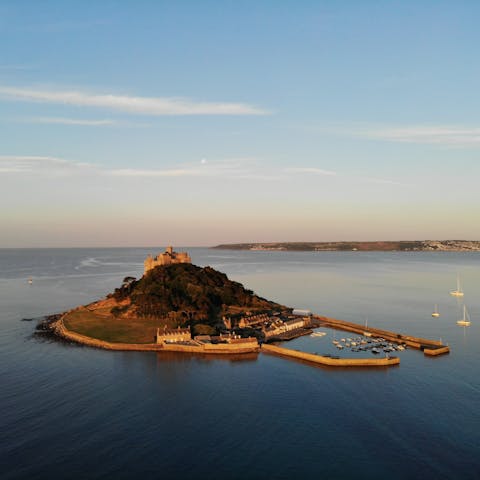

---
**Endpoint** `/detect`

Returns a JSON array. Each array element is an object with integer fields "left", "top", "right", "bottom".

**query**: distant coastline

[{"left": 212, "top": 240, "right": 480, "bottom": 252}]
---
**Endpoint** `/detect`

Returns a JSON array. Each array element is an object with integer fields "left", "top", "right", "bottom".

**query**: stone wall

[{"left": 262, "top": 344, "right": 400, "bottom": 367}]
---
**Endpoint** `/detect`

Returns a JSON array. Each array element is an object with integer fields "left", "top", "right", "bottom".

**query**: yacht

[
  {"left": 450, "top": 275, "right": 464, "bottom": 297},
  {"left": 457, "top": 305, "right": 471, "bottom": 327}
]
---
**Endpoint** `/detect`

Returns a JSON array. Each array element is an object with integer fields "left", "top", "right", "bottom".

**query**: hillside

[
  {"left": 56, "top": 263, "right": 286, "bottom": 344},
  {"left": 110, "top": 263, "right": 283, "bottom": 323}
]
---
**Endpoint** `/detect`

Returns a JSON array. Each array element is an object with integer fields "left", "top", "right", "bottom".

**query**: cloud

[
  {"left": 109, "top": 159, "right": 268, "bottom": 179},
  {"left": 1, "top": 155, "right": 410, "bottom": 187},
  {"left": 349, "top": 125, "right": 480, "bottom": 147},
  {"left": 284, "top": 167, "right": 337, "bottom": 176},
  {"left": 0, "top": 156, "right": 279, "bottom": 181},
  {"left": 24, "top": 117, "right": 117, "bottom": 126},
  {"left": 111, "top": 168, "right": 193, "bottom": 177},
  {"left": 360, "top": 176, "right": 412, "bottom": 187},
  {"left": 0, "top": 155, "right": 95, "bottom": 175},
  {"left": 0, "top": 85, "right": 269, "bottom": 116}
]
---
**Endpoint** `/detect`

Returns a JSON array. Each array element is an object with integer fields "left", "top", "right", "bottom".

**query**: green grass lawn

[{"left": 63, "top": 309, "right": 163, "bottom": 344}]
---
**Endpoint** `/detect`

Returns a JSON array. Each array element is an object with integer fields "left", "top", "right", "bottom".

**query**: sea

[{"left": 1, "top": 248, "right": 479, "bottom": 480}]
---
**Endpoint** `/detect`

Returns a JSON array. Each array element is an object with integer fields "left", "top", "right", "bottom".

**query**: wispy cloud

[
  {"left": 284, "top": 167, "right": 337, "bottom": 176},
  {"left": 0, "top": 156, "right": 265, "bottom": 179},
  {"left": 1, "top": 155, "right": 411, "bottom": 187},
  {"left": 0, "top": 155, "right": 94, "bottom": 174},
  {"left": 341, "top": 124, "right": 480, "bottom": 147},
  {"left": 360, "top": 176, "right": 412, "bottom": 187},
  {"left": 24, "top": 117, "right": 117, "bottom": 126},
  {"left": 111, "top": 168, "right": 193, "bottom": 177},
  {"left": 110, "top": 159, "right": 274, "bottom": 180},
  {"left": 0, "top": 156, "right": 282, "bottom": 181},
  {"left": 0, "top": 85, "right": 269, "bottom": 116}
]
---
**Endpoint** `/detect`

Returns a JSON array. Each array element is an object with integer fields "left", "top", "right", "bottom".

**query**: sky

[{"left": 1, "top": 0, "right": 480, "bottom": 247}]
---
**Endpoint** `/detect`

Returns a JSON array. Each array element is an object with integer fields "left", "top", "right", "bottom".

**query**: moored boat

[
  {"left": 450, "top": 275, "right": 464, "bottom": 297},
  {"left": 456, "top": 305, "right": 471, "bottom": 327}
]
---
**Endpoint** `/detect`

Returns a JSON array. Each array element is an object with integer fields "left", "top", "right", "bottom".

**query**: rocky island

[
  {"left": 45, "top": 247, "right": 314, "bottom": 354},
  {"left": 42, "top": 247, "right": 449, "bottom": 365}
]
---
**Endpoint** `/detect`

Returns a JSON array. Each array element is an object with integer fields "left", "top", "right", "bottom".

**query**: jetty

[
  {"left": 313, "top": 315, "right": 450, "bottom": 356},
  {"left": 262, "top": 344, "right": 400, "bottom": 367}
]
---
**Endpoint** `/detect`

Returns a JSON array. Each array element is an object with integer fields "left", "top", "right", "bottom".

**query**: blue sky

[{"left": 1, "top": 1, "right": 479, "bottom": 247}]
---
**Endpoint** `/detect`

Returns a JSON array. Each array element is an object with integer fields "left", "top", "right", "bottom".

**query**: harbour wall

[
  {"left": 54, "top": 317, "right": 259, "bottom": 354},
  {"left": 262, "top": 344, "right": 400, "bottom": 367},
  {"left": 314, "top": 315, "right": 450, "bottom": 356}
]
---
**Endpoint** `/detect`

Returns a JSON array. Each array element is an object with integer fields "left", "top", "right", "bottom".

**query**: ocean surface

[{"left": 1, "top": 248, "right": 479, "bottom": 480}]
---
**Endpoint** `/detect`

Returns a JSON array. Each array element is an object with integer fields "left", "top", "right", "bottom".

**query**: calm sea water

[{"left": 1, "top": 248, "right": 479, "bottom": 479}]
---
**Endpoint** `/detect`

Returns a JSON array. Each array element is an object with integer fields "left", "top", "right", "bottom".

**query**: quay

[
  {"left": 312, "top": 315, "right": 450, "bottom": 356},
  {"left": 262, "top": 344, "right": 400, "bottom": 367}
]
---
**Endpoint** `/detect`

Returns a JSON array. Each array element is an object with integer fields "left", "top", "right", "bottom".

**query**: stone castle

[{"left": 144, "top": 246, "right": 192, "bottom": 274}]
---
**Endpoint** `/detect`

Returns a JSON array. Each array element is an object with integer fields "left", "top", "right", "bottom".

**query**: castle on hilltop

[{"left": 144, "top": 246, "right": 192, "bottom": 274}]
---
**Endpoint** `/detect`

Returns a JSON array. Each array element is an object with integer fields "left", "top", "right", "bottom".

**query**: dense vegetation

[{"left": 112, "top": 263, "right": 282, "bottom": 326}]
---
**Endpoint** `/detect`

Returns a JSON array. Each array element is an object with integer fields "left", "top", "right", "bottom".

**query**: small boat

[
  {"left": 310, "top": 331, "right": 327, "bottom": 337},
  {"left": 450, "top": 275, "right": 464, "bottom": 297},
  {"left": 431, "top": 304, "right": 440, "bottom": 318},
  {"left": 363, "top": 317, "right": 372, "bottom": 337},
  {"left": 371, "top": 348, "right": 380, "bottom": 354},
  {"left": 457, "top": 305, "right": 471, "bottom": 327},
  {"left": 28, "top": 277, "right": 33, "bottom": 285}
]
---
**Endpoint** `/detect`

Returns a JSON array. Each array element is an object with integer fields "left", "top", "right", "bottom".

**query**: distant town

[{"left": 213, "top": 240, "right": 480, "bottom": 252}]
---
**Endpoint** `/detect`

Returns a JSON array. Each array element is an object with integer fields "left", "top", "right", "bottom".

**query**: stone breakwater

[
  {"left": 314, "top": 315, "right": 450, "bottom": 356},
  {"left": 48, "top": 311, "right": 449, "bottom": 364},
  {"left": 262, "top": 344, "right": 400, "bottom": 367},
  {"left": 52, "top": 316, "right": 260, "bottom": 354}
]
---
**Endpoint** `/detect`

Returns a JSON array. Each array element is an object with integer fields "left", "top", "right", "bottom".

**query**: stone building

[
  {"left": 238, "top": 313, "right": 270, "bottom": 328},
  {"left": 155, "top": 326, "right": 192, "bottom": 344},
  {"left": 263, "top": 318, "right": 306, "bottom": 339},
  {"left": 144, "top": 246, "right": 192, "bottom": 274}
]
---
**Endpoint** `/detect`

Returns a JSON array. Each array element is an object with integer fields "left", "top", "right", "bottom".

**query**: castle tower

[{"left": 144, "top": 246, "right": 192, "bottom": 274}]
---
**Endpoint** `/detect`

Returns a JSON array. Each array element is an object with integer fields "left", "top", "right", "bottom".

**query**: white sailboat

[
  {"left": 363, "top": 317, "right": 372, "bottom": 337},
  {"left": 431, "top": 304, "right": 440, "bottom": 317},
  {"left": 456, "top": 305, "right": 471, "bottom": 326},
  {"left": 450, "top": 275, "right": 464, "bottom": 297}
]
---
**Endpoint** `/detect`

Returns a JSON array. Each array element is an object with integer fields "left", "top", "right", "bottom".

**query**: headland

[{"left": 212, "top": 240, "right": 480, "bottom": 252}]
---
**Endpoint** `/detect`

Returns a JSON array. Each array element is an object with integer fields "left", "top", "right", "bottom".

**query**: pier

[{"left": 262, "top": 344, "right": 400, "bottom": 367}]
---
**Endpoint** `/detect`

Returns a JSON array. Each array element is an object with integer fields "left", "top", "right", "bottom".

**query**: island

[
  {"left": 45, "top": 247, "right": 312, "bottom": 355},
  {"left": 42, "top": 247, "right": 449, "bottom": 367},
  {"left": 212, "top": 240, "right": 480, "bottom": 252}
]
